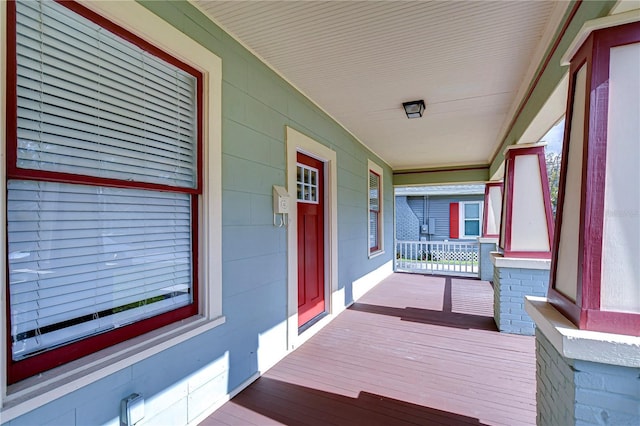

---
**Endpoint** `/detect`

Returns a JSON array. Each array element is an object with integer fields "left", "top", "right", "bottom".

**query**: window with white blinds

[
  {"left": 14, "top": 0, "right": 197, "bottom": 187},
  {"left": 369, "top": 169, "right": 381, "bottom": 253},
  {"left": 7, "top": 0, "right": 201, "bottom": 374},
  {"left": 8, "top": 181, "right": 192, "bottom": 360}
]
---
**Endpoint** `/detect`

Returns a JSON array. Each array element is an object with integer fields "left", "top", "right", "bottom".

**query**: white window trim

[
  {"left": 296, "top": 163, "right": 320, "bottom": 204},
  {"left": 368, "top": 159, "right": 384, "bottom": 258},
  {"left": 459, "top": 201, "right": 483, "bottom": 239},
  {"left": 0, "top": 1, "right": 223, "bottom": 421}
]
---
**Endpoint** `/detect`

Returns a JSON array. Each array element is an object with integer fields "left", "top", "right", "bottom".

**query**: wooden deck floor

[{"left": 201, "top": 273, "right": 536, "bottom": 426}]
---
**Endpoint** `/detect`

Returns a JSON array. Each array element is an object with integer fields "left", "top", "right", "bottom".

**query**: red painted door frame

[{"left": 297, "top": 152, "right": 326, "bottom": 327}]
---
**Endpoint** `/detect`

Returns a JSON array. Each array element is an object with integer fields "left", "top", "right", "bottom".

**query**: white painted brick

[
  {"left": 501, "top": 313, "right": 523, "bottom": 321},
  {"left": 501, "top": 302, "right": 522, "bottom": 310},
  {"left": 574, "top": 372, "right": 605, "bottom": 390},
  {"left": 576, "top": 388, "right": 639, "bottom": 416},
  {"left": 511, "top": 319, "right": 535, "bottom": 328},
  {"left": 576, "top": 360, "right": 639, "bottom": 378},
  {"left": 603, "top": 377, "right": 640, "bottom": 397}
]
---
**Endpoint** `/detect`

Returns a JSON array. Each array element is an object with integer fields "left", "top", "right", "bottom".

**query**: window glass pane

[
  {"left": 464, "top": 203, "right": 480, "bottom": 219},
  {"left": 369, "top": 171, "right": 379, "bottom": 190},
  {"left": 369, "top": 196, "right": 379, "bottom": 211},
  {"left": 465, "top": 220, "right": 480, "bottom": 236},
  {"left": 15, "top": 0, "right": 197, "bottom": 188},
  {"left": 369, "top": 211, "right": 378, "bottom": 249},
  {"left": 296, "top": 164, "right": 318, "bottom": 203},
  {"left": 369, "top": 171, "right": 379, "bottom": 211},
  {"left": 7, "top": 180, "right": 192, "bottom": 360}
]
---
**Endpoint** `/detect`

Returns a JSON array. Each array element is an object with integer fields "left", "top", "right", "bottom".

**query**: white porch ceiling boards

[{"left": 196, "top": 0, "right": 557, "bottom": 170}]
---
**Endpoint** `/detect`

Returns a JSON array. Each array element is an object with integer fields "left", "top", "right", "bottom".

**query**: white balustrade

[{"left": 395, "top": 240, "right": 479, "bottom": 277}]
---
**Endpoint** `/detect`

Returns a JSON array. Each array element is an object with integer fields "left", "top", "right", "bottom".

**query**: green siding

[{"left": 393, "top": 167, "right": 490, "bottom": 186}]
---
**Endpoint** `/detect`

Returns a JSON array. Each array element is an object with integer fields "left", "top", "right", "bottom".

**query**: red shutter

[{"left": 450, "top": 202, "right": 459, "bottom": 239}]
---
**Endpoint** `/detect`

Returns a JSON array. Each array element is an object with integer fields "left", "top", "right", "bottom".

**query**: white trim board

[{"left": 285, "top": 126, "right": 339, "bottom": 351}]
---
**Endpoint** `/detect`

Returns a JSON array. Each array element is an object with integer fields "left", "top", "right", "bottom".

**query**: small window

[
  {"left": 460, "top": 201, "right": 483, "bottom": 238},
  {"left": 368, "top": 160, "right": 384, "bottom": 256},
  {"left": 296, "top": 164, "right": 319, "bottom": 203}
]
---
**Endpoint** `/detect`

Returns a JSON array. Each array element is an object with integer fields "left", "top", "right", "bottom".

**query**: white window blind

[
  {"left": 8, "top": 0, "right": 198, "bottom": 362},
  {"left": 15, "top": 0, "right": 197, "bottom": 188},
  {"left": 369, "top": 211, "right": 379, "bottom": 249},
  {"left": 8, "top": 181, "right": 193, "bottom": 360},
  {"left": 369, "top": 171, "right": 380, "bottom": 250}
]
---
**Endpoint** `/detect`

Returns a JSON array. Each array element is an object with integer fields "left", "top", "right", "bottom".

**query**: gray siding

[{"left": 395, "top": 196, "right": 420, "bottom": 241}]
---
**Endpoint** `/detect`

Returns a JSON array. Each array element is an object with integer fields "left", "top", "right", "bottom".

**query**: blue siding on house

[
  {"left": 3, "top": 1, "right": 393, "bottom": 424},
  {"left": 400, "top": 194, "right": 484, "bottom": 241}
]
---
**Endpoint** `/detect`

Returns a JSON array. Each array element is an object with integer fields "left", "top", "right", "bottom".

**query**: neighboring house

[{"left": 395, "top": 185, "right": 485, "bottom": 242}]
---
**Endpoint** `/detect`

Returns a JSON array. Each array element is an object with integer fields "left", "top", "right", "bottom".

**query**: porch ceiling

[{"left": 195, "top": 0, "right": 560, "bottom": 171}]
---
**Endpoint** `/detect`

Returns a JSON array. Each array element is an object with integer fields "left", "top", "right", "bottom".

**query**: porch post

[
  {"left": 478, "top": 181, "right": 502, "bottom": 281},
  {"left": 525, "top": 12, "right": 640, "bottom": 425},
  {"left": 492, "top": 144, "right": 553, "bottom": 335}
]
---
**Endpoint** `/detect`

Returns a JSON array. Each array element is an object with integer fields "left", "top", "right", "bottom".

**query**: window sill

[
  {"left": 368, "top": 249, "right": 385, "bottom": 259},
  {"left": 1, "top": 315, "right": 225, "bottom": 423}
]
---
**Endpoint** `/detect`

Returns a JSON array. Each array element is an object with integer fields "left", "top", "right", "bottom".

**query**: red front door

[{"left": 297, "top": 152, "right": 325, "bottom": 327}]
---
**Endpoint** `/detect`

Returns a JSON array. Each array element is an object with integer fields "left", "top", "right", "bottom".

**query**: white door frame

[{"left": 285, "top": 126, "right": 339, "bottom": 351}]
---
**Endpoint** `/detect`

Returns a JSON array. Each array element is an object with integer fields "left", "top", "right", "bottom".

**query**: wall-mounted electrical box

[
  {"left": 273, "top": 185, "right": 290, "bottom": 227},
  {"left": 120, "top": 393, "right": 144, "bottom": 426},
  {"left": 421, "top": 218, "right": 436, "bottom": 235},
  {"left": 273, "top": 185, "right": 290, "bottom": 214}
]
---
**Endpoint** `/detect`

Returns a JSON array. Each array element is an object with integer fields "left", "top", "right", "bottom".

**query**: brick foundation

[
  {"left": 536, "top": 329, "right": 640, "bottom": 425},
  {"left": 493, "top": 266, "right": 548, "bottom": 335}
]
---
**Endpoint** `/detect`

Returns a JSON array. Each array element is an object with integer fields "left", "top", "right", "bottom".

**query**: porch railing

[{"left": 395, "top": 240, "right": 479, "bottom": 277}]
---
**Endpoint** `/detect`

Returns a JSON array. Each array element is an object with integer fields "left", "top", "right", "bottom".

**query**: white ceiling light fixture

[{"left": 402, "top": 100, "right": 425, "bottom": 118}]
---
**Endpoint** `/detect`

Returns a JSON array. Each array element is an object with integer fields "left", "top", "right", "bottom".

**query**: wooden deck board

[{"left": 201, "top": 273, "right": 536, "bottom": 425}]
